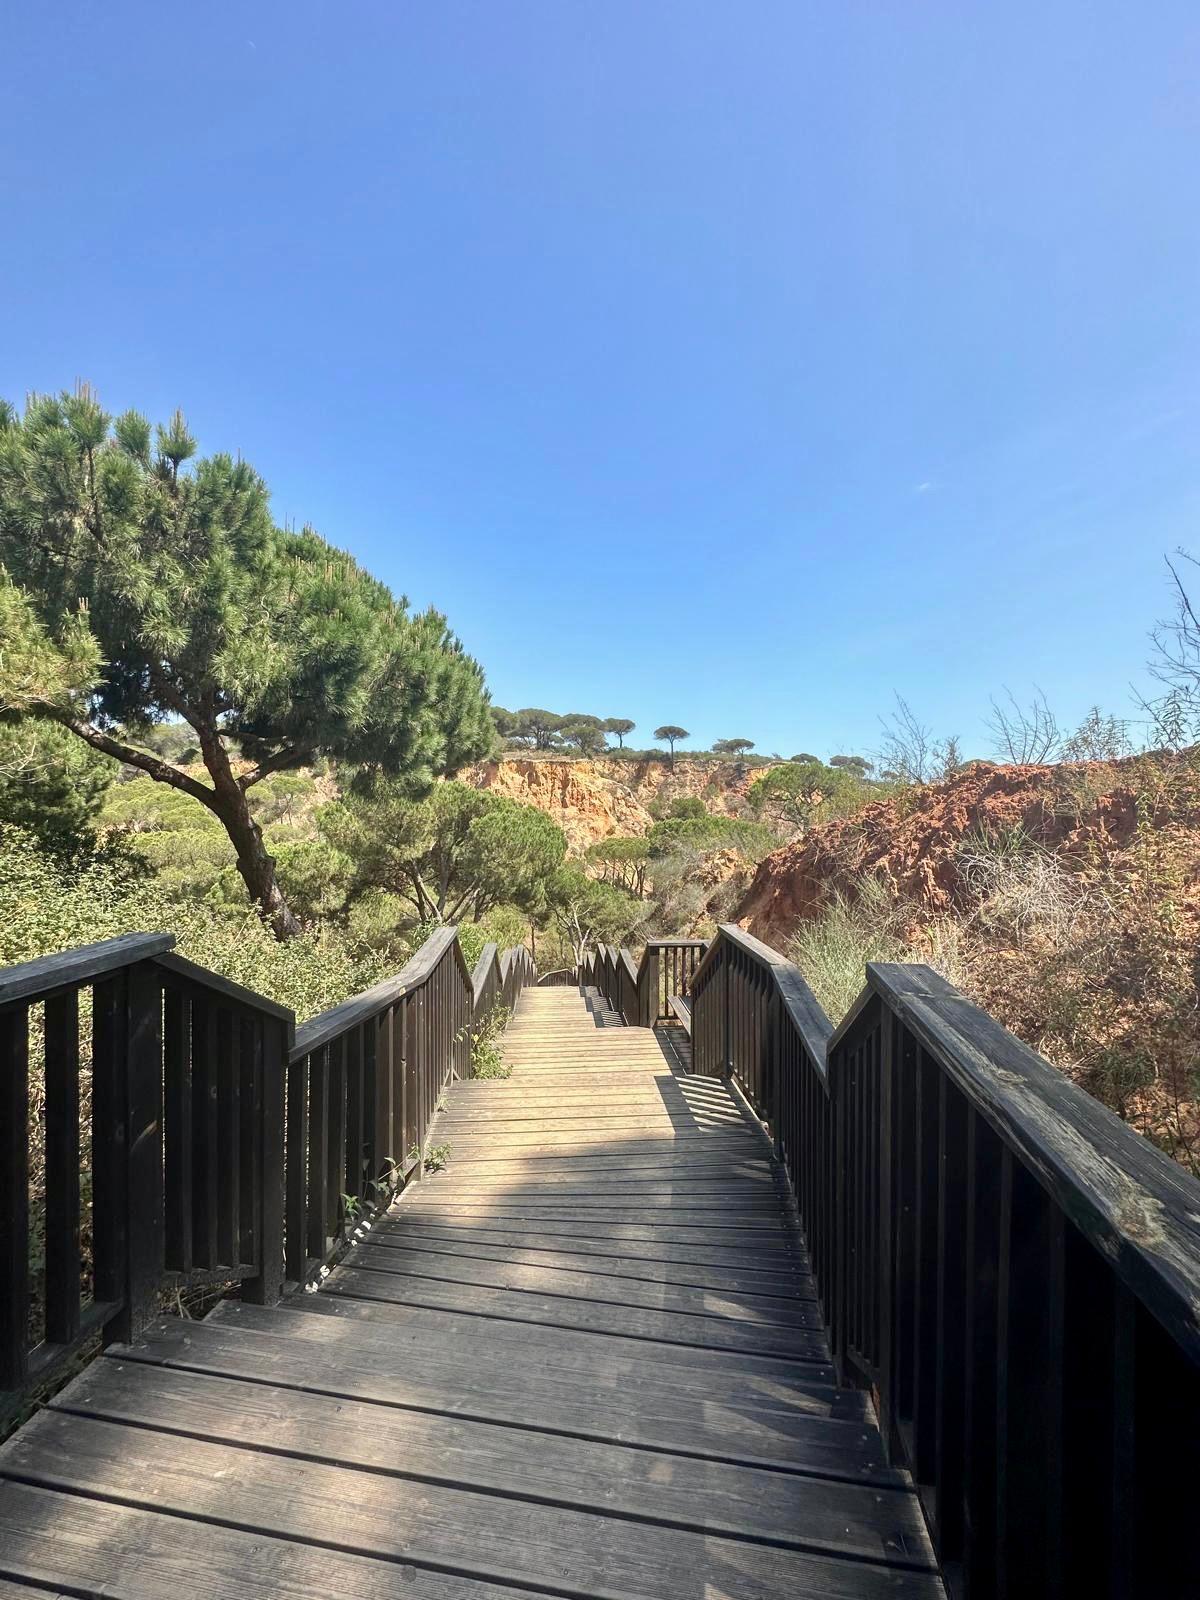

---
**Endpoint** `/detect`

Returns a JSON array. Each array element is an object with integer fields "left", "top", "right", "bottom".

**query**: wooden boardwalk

[{"left": 0, "top": 985, "right": 940, "bottom": 1598}]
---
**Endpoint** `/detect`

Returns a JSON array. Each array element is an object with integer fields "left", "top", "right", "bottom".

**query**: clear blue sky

[{"left": 3, "top": 3, "right": 1198, "bottom": 759}]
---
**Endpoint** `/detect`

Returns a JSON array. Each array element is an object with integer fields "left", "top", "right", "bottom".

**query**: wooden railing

[
  {"left": 0, "top": 926, "right": 533, "bottom": 1426},
  {"left": 580, "top": 938, "right": 707, "bottom": 1025},
  {"left": 686, "top": 924, "right": 1200, "bottom": 1599}
]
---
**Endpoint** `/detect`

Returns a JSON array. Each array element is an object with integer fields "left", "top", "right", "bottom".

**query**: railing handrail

[
  {"left": 292, "top": 924, "right": 463, "bottom": 1059},
  {"left": 583, "top": 935, "right": 708, "bottom": 1025},
  {"left": 155, "top": 950, "right": 297, "bottom": 1034},
  {"left": 0, "top": 933, "right": 175, "bottom": 1006},
  {"left": 699, "top": 924, "right": 1200, "bottom": 1354},
  {"left": 867, "top": 958, "right": 1200, "bottom": 1363},
  {"left": 1, "top": 922, "right": 535, "bottom": 1425},
  {"left": 689, "top": 919, "right": 1200, "bottom": 1593}
]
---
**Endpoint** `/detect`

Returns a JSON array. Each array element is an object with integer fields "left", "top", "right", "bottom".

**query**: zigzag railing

[{"left": 580, "top": 938, "right": 708, "bottom": 1025}]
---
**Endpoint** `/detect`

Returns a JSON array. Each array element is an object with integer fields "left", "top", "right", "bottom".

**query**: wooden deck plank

[
  {"left": 0, "top": 1480, "right": 545, "bottom": 1600},
  {"left": 51, "top": 1357, "right": 935, "bottom": 1567},
  {"left": 0, "top": 1411, "right": 943, "bottom": 1599},
  {"left": 321, "top": 1262, "right": 832, "bottom": 1358},
  {"left": 120, "top": 1312, "right": 885, "bottom": 1473},
  {"left": 357, "top": 1229, "right": 816, "bottom": 1292},
  {"left": 0, "top": 983, "right": 940, "bottom": 1598},
  {"left": 340, "top": 1240, "right": 821, "bottom": 1324}
]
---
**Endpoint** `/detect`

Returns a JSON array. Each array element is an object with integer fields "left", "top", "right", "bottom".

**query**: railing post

[
  {"left": 0, "top": 1003, "right": 29, "bottom": 1391},
  {"left": 284, "top": 1049, "right": 308, "bottom": 1284},
  {"left": 721, "top": 949, "right": 733, "bottom": 1077},
  {"left": 245, "top": 1015, "right": 286, "bottom": 1305},
  {"left": 641, "top": 946, "right": 660, "bottom": 1028},
  {"left": 95, "top": 960, "right": 164, "bottom": 1345}
]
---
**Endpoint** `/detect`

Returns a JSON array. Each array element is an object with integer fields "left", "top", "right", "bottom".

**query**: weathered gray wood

[
  {"left": 869, "top": 961, "right": 1200, "bottom": 1364},
  {"left": 342, "top": 1241, "right": 820, "bottom": 1325},
  {"left": 362, "top": 1228, "right": 814, "bottom": 1290},
  {"left": 0, "top": 972, "right": 937, "bottom": 1596},
  {"left": 0, "top": 1410, "right": 942, "bottom": 1599},
  {"left": 322, "top": 1261, "right": 831, "bottom": 1358},
  {"left": 192, "top": 1306, "right": 874, "bottom": 1450},
  {"left": 55, "top": 1357, "right": 933, "bottom": 1565},
  {"left": 0, "top": 932, "right": 173, "bottom": 1006},
  {"left": 0, "top": 1479, "right": 544, "bottom": 1600}
]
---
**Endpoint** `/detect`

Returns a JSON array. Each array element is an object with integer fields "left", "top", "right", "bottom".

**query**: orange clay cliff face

[
  {"left": 461, "top": 756, "right": 781, "bottom": 852},
  {"left": 733, "top": 755, "right": 1200, "bottom": 944}
]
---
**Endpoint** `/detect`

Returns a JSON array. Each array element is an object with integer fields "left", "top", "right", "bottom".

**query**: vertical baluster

[
  {"left": 962, "top": 1106, "right": 1001, "bottom": 1594},
  {"left": 375, "top": 1005, "right": 393, "bottom": 1184},
  {"left": 190, "top": 993, "right": 219, "bottom": 1270},
  {"left": 238, "top": 1016, "right": 260, "bottom": 1267},
  {"left": 996, "top": 1150, "right": 1065, "bottom": 1597},
  {"left": 891, "top": 1024, "right": 918, "bottom": 1427},
  {"left": 396, "top": 998, "right": 412, "bottom": 1177},
  {"left": 285, "top": 1047, "right": 309, "bottom": 1284},
  {"left": 0, "top": 1003, "right": 29, "bottom": 1388},
  {"left": 246, "top": 1016, "right": 285, "bottom": 1305},
  {"left": 162, "top": 985, "right": 192, "bottom": 1275},
  {"left": 91, "top": 974, "right": 129, "bottom": 1327},
  {"left": 935, "top": 1074, "right": 968, "bottom": 1563},
  {"left": 306, "top": 1045, "right": 328, "bottom": 1262},
  {"left": 326, "top": 1032, "right": 346, "bottom": 1236},
  {"left": 345, "top": 1024, "right": 365, "bottom": 1203},
  {"left": 910, "top": 1048, "right": 940, "bottom": 1486},
  {"left": 43, "top": 990, "right": 81, "bottom": 1346},
  {"left": 216, "top": 1007, "right": 240, "bottom": 1267}
]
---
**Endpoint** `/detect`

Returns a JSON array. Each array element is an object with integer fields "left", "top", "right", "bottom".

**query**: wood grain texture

[{"left": 0, "top": 982, "right": 940, "bottom": 1598}]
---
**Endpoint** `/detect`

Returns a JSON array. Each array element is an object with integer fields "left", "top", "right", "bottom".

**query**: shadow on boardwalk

[{"left": 0, "top": 985, "right": 942, "bottom": 1598}]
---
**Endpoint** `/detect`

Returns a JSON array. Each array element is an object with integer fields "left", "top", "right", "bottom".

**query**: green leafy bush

[{"left": 0, "top": 824, "right": 387, "bottom": 1020}]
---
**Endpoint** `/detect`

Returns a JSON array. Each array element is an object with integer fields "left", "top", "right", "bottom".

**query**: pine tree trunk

[
  {"left": 222, "top": 804, "right": 302, "bottom": 940},
  {"left": 194, "top": 720, "right": 302, "bottom": 941}
]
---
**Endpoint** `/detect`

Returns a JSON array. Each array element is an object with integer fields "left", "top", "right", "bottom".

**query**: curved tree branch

[{"left": 46, "top": 711, "right": 218, "bottom": 809}]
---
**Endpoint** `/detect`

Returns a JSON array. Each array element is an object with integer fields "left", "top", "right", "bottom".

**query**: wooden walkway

[{"left": 0, "top": 985, "right": 940, "bottom": 1599}]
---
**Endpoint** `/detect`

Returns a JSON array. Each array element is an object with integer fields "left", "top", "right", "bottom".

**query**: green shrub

[{"left": 0, "top": 823, "right": 387, "bottom": 1020}]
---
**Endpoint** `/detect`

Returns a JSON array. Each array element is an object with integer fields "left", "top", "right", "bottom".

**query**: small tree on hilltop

[
  {"left": 512, "top": 709, "right": 565, "bottom": 750},
  {"left": 712, "top": 737, "right": 754, "bottom": 759},
  {"left": 0, "top": 390, "right": 493, "bottom": 937},
  {"left": 653, "top": 725, "right": 689, "bottom": 768},
  {"left": 829, "top": 754, "right": 873, "bottom": 775},
  {"left": 558, "top": 713, "right": 608, "bottom": 756},
  {"left": 603, "top": 717, "right": 635, "bottom": 749}
]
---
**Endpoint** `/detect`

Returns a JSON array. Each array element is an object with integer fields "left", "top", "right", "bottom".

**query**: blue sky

[{"left": 2, "top": 3, "right": 1198, "bottom": 760}]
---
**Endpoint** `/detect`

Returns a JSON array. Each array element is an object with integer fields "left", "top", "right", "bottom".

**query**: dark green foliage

[
  {"left": 652, "top": 725, "right": 689, "bottom": 766},
  {"left": 558, "top": 713, "right": 608, "bottom": 755},
  {"left": 585, "top": 835, "right": 651, "bottom": 896},
  {"left": 0, "top": 716, "right": 115, "bottom": 850},
  {"left": 546, "top": 865, "right": 641, "bottom": 964},
  {"left": 0, "top": 390, "right": 492, "bottom": 935},
  {"left": 712, "top": 737, "right": 755, "bottom": 757},
  {"left": 667, "top": 796, "right": 707, "bottom": 820},
  {"left": 749, "top": 758, "right": 872, "bottom": 831},
  {"left": 320, "top": 778, "right": 566, "bottom": 924},
  {"left": 647, "top": 813, "right": 775, "bottom": 858},
  {"left": 493, "top": 707, "right": 636, "bottom": 754}
]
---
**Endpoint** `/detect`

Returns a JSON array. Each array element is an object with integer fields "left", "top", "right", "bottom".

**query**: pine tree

[{"left": 0, "top": 390, "right": 493, "bottom": 936}]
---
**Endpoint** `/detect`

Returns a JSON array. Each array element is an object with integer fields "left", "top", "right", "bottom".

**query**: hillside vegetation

[{"left": 739, "top": 753, "right": 1200, "bottom": 1174}]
